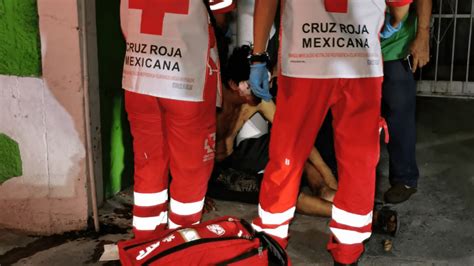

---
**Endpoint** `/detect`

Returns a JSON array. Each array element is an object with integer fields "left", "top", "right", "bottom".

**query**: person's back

[
  {"left": 249, "top": 1, "right": 412, "bottom": 264},
  {"left": 119, "top": 0, "right": 221, "bottom": 240},
  {"left": 280, "top": 0, "right": 386, "bottom": 79}
]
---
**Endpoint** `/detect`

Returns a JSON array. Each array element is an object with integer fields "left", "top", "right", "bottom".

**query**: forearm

[
  {"left": 253, "top": 0, "right": 278, "bottom": 54},
  {"left": 258, "top": 100, "right": 276, "bottom": 123},
  {"left": 407, "top": 0, "right": 431, "bottom": 71},
  {"left": 229, "top": 105, "right": 258, "bottom": 143},
  {"left": 415, "top": 0, "right": 432, "bottom": 36}
]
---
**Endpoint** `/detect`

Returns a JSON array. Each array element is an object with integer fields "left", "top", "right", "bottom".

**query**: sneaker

[{"left": 384, "top": 183, "right": 417, "bottom": 204}]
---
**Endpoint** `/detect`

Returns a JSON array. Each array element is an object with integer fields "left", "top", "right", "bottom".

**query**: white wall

[{"left": 0, "top": 0, "right": 93, "bottom": 234}]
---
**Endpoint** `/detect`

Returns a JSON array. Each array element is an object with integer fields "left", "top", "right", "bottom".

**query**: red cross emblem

[
  {"left": 204, "top": 133, "right": 216, "bottom": 154},
  {"left": 324, "top": 0, "right": 348, "bottom": 13},
  {"left": 129, "top": 0, "right": 190, "bottom": 36}
]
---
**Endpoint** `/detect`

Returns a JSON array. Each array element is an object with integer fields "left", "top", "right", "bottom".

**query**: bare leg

[
  {"left": 308, "top": 148, "right": 338, "bottom": 190},
  {"left": 304, "top": 162, "right": 337, "bottom": 203},
  {"left": 304, "top": 162, "right": 325, "bottom": 192},
  {"left": 297, "top": 162, "right": 335, "bottom": 217},
  {"left": 296, "top": 192, "right": 332, "bottom": 217}
]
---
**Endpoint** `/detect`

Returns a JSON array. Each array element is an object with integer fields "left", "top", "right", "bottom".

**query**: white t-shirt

[{"left": 236, "top": 113, "right": 269, "bottom": 147}]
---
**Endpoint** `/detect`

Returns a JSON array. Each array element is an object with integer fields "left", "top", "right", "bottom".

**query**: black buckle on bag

[{"left": 239, "top": 219, "right": 288, "bottom": 266}]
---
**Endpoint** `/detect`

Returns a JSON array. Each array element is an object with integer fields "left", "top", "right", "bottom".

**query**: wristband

[{"left": 248, "top": 52, "right": 270, "bottom": 64}]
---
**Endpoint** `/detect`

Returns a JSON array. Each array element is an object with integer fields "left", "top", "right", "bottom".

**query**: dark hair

[
  {"left": 222, "top": 45, "right": 262, "bottom": 106},
  {"left": 222, "top": 45, "right": 252, "bottom": 85}
]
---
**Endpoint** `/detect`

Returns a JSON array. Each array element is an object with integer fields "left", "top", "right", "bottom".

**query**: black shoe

[
  {"left": 373, "top": 206, "right": 399, "bottom": 236},
  {"left": 384, "top": 183, "right": 417, "bottom": 204}
]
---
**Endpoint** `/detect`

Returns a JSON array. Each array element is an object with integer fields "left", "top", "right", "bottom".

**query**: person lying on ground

[
  {"left": 207, "top": 45, "right": 337, "bottom": 217},
  {"left": 204, "top": 44, "right": 401, "bottom": 238}
]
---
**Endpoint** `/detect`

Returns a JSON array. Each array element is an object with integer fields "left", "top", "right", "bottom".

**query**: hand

[
  {"left": 380, "top": 13, "right": 404, "bottom": 39},
  {"left": 409, "top": 29, "right": 430, "bottom": 73},
  {"left": 249, "top": 63, "right": 272, "bottom": 101}
]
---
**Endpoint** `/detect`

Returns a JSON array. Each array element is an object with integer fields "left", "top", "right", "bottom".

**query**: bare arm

[
  {"left": 410, "top": 0, "right": 432, "bottom": 72},
  {"left": 223, "top": 99, "right": 276, "bottom": 154},
  {"left": 224, "top": 105, "right": 260, "bottom": 155},
  {"left": 252, "top": 0, "right": 279, "bottom": 54},
  {"left": 389, "top": 4, "right": 411, "bottom": 28},
  {"left": 257, "top": 100, "right": 277, "bottom": 123}
]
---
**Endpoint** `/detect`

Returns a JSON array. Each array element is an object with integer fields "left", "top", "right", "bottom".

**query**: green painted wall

[
  {"left": 96, "top": 0, "right": 134, "bottom": 197},
  {"left": 0, "top": 133, "right": 22, "bottom": 184},
  {"left": 0, "top": 0, "right": 41, "bottom": 76}
]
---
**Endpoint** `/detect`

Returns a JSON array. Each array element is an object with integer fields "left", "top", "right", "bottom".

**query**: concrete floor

[{"left": 1, "top": 97, "right": 473, "bottom": 265}]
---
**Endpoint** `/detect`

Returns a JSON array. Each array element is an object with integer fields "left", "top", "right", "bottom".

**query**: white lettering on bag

[{"left": 136, "top": 241, "right": 161, "bottom": 261}]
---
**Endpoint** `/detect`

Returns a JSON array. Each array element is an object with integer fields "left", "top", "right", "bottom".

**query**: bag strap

[
  {"left": 255, "top": 231, "right": 289, "bottom": 266},
  {"left": 215, "top": 247, "right": 262, "bottom": 266},
  {"left": 230, "top": 219, "right": 289, "bottom": 266}
]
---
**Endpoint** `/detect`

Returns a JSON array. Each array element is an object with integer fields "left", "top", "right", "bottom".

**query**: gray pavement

[{"left": 1, "top": 97, "right": 473, "bottom": 265}]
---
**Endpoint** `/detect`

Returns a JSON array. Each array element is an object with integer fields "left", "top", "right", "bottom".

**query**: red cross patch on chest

[
  {"left": 129, "top": 0, "right": 190, "bottom": 35},
  {"left": 324, "top": 0, "right": 349, "bottom": 13}
]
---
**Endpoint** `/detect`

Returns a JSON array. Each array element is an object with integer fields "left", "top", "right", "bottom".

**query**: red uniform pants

[
  {"left": 125, "top": 70, "right": 217, "bottom": 240},
  {"left": 252, "top": 76, "right": 383, "bottom": 264}
]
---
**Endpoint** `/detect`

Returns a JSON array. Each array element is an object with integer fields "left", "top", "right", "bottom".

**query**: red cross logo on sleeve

[
  {"left": 129, "top": 0, "right": 190, "bottom": 36},
  {"left": 324, "top": 0, "right": 348, "bottom": 13},
  {"left": 204, "top": 133, "right": 216, "bottom": 154}
]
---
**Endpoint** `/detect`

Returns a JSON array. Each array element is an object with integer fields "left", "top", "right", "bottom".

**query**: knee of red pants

[
  {"left": 129, "top": 119, "right": 170, "bottom": 194},
  {"left": 259, "top": 159, "right": 304, "bottom": 210},
  {"left": 134, "top": 164, "right": 170, "bottom": 194},
  {"left": 327, "top": 235, "right": 364, "bottom": 264},
  {"left": 168, "top": 147, "right": 212, "bottom": 209},
  {"left": 166, "top": 119, "right": 215, "bottom": 169},
  {"left": 169, "top": 168, "right": 212, "bottom": 202},
  {"left": 165, "top": 106, "right": 215, "bottom": 201}
]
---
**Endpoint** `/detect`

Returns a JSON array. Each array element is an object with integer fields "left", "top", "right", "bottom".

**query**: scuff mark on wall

[{"left": 0, "top": 133, "right": 22, "bottom": 183}]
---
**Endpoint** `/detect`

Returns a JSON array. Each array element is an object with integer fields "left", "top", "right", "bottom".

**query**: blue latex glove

[
  {"left": 249, "top": 62, "right": 272, "bottom": 101},
  {"left": 380, "top": 13, "right": 404, "bottom": 39}
]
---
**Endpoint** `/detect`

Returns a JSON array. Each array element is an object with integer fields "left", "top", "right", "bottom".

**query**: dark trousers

[{"left": 382, "top": 59, "right": 419, "bottom": 188}]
